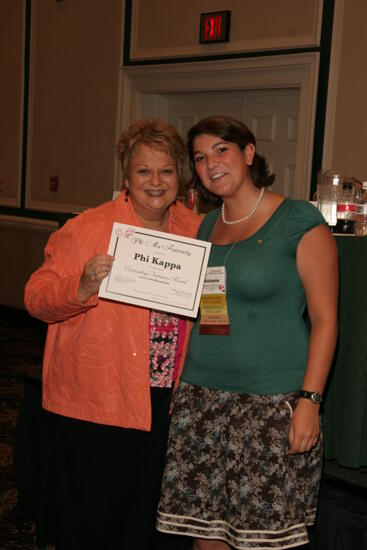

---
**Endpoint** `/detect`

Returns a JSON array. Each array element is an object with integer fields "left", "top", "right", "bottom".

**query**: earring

[{"left": 124, "top": 188, "right": 129, "bottom": 202}]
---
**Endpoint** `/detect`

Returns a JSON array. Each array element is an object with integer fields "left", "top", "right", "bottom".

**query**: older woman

[
  {"left": 157, "top": 116, "right": 338, "bottom": 550},
  {"left": 24, "top": 119, "right": 201, "bottom": 550}
]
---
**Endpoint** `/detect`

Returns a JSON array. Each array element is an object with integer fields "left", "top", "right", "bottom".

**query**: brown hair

[
  {"left": 187, "top": 115, "right": 275, "bottom": 204},
  {"left": 117, "top": 118, "right": 187, "bottom": 185}
]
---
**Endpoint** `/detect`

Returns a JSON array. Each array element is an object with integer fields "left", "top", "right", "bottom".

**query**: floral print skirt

[{"left": 157, "top": 382, "right": 322, "bottom": 549}]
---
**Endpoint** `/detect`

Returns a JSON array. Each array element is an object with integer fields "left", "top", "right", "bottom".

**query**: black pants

[{"left": 37, "top": 388, "right": 189, "bottom": 550}]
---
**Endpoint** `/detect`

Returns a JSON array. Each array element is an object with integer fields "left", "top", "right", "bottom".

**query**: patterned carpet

[
  {"left": 0, "top": 305, "right": 46, "bottom": 549},
  {"left": 0, "top": 305, "right": 311, "bottom": 550},
  {"left": 3, "top": 305, "right": 364, "bottom": 549}
]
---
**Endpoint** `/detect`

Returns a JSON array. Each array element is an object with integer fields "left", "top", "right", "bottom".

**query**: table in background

[
  {"left": 309, "top": 235, "right": 367, "bottom": 549},
  {"left": 322, "top": 235, "right": 367, "bottom": 468}
]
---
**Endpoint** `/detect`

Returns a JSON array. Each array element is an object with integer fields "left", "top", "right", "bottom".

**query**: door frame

[{"left": 116, "top": 53, "right": 319, "bottom": 199}]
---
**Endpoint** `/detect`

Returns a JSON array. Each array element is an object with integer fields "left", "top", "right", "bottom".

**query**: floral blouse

[{"left": 149, "top": 310, "right": 185, "bottom": 388}]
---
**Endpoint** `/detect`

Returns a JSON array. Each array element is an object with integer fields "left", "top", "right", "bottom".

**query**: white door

[
  {"left": 242, "top": 89, "right": 299, "bottom": 197},
  {"left": 142, "top": 89, "right": 300, "bottom": 198}
]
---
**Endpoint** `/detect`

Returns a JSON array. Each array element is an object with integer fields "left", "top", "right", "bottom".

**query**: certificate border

[{"left": 103, "top": 229, "right": 210, "bottom": 315}]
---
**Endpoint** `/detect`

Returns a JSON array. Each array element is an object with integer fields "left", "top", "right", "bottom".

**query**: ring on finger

[{"left": 90, "top": 268, "right": 97, "bottom": 281}]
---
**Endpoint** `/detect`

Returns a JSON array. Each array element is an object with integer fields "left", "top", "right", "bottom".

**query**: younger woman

[{"left": 157, "top": 116, "right": 338, "bottom": 550}]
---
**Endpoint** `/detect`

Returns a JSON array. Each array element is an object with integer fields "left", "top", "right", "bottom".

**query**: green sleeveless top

[{"left": 182, "top": 199, "right": 326, "bottom": 394}]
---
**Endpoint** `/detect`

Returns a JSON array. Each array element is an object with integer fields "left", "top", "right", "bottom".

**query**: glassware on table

[
  {"left": 333, "top": 177, "right": 358, "bottom": 234},
  {"left": 317, "top": 170, "right": 343, "bottom": 228},
  {"left": 360, "top": 181, "right": 367, "bottom": 203},
  {"left": 355, "top": 203, "right": 367, "bottom": 236}
]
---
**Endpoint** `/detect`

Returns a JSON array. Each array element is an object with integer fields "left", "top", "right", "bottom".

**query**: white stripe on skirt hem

[{"left": 156, "top": 512, "right": 310, "bottom": 550}]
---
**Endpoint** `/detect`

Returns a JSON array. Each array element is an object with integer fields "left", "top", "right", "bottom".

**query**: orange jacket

[{"left": 24, "top": 194, "right": 201, "bottom": 430}]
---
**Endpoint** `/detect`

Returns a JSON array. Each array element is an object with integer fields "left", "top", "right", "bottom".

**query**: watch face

[
  {"left": 311, "top": 392, "right": 322, "bottom": 404},
  {"left": 300, "top": 390, "right": 322, "bottom": 404}
]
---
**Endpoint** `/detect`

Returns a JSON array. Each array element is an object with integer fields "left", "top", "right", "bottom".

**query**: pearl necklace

[{"left": 221, "top": 187, "right": 265, "bottom": 225}]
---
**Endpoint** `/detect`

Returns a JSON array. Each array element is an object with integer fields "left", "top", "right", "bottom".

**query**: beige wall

[
  {"left": 327, "top": 0, "right": 367, "bottom": 182},
  {"left": 0, "top": 0, "right": 25, "bottom": 206},
  {"left": 1, "top": 0, "right": 124, "bottom": 309},
  {"left": 1, "top": 0, "right": 322, "bottom": 217},
  {"left": 2, "top": 0, "right": 367, "bottom": 308},
  {"left": 0, "top": 219, "right": 57, "bottom": 310},
  {"left": 132, "top": 0, "right": 321, "bottom": 59},
  {"left": 27, "top": 0, "right": 124, "bottom": 212}
]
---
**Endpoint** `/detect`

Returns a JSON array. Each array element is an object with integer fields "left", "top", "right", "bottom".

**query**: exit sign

[{"left": 200, "top": 11, "right": 231, "bottom": 44}]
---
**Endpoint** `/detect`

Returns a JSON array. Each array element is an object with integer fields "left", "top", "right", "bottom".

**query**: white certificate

[{"left": 98, "top": 223, "right": 211, "bottom": 318}]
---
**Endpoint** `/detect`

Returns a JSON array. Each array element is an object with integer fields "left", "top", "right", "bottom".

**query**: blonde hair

[{"left": 117, "top": 118, "right": 187, "bottom": 185}]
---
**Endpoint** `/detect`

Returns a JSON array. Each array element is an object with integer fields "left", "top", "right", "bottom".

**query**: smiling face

[
  {"left": 192, "top": 134, "right": 255, "bottom": 200},
  {"left": 125, "top": 144, "right": 179, "bottom": 222}
]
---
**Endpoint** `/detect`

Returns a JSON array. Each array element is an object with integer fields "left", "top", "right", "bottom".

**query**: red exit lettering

[
  {"left": 204, "top": 15, "right": 223, "bottom": 41},
  {"left": 200, "top": 11, "right": 230, "bottom": 44}
]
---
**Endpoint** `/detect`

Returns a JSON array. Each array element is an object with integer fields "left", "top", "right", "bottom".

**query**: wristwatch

[{"left": 299, "top": 390, "right": 322, "bottom": 405}]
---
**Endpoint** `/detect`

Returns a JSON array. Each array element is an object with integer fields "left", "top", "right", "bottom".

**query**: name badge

[{"left": 199, "top": 266, "right": 230, "bottom": 335}]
